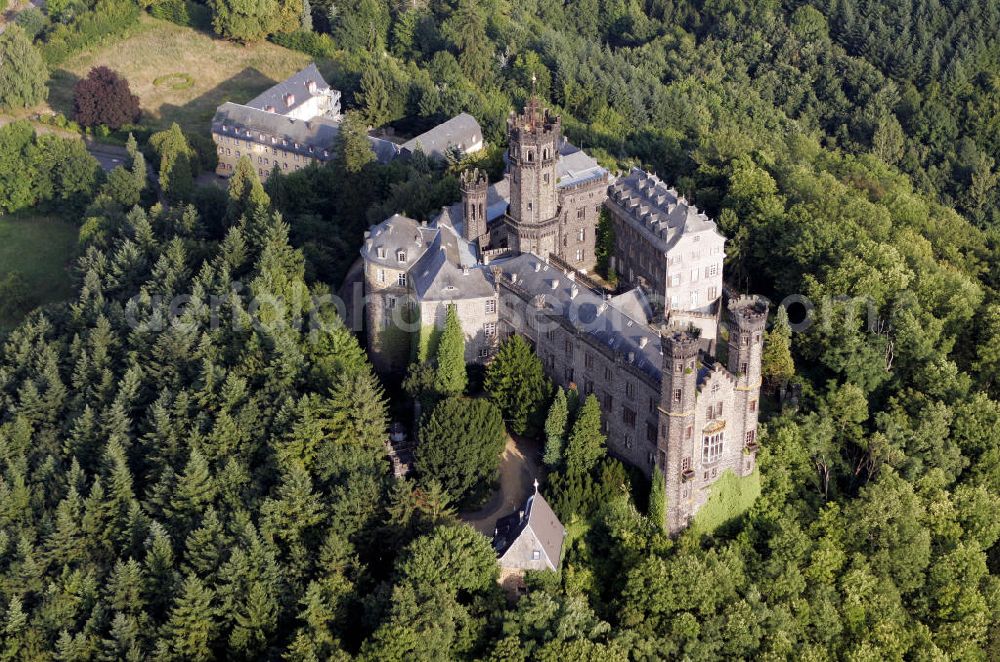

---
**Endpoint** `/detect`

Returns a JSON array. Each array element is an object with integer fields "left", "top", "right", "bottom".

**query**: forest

[{"left": 1, "top": 0, "right": 999, "bottom": 659}]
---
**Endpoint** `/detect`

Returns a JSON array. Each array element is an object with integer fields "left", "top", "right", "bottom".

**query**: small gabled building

[{"left": 493, "top": 481, "right": 565, "bottom": 594}]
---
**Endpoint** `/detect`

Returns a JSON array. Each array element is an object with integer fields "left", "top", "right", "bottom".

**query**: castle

[{"left": 361, "top": 96, "right": 767, "bottom": 533}]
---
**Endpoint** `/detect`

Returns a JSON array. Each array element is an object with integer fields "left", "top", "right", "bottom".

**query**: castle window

[
  {"left": 397, "top": 273, "right": 407, "bottom": 287},
  {"left": 681, "top": 457, "right": 691, "bottom": 472},
  {"left": 584, "top": 379, "right": 594, "bottom": 394},
  {"left": 577, "top": 209, "right": 585, "bottom": 220},
  {"left": 690, "top": 291, "right": 699, "bottom": 306},
  {"left": 397, "top": 250, "right": 407, "bottom": 263},
  {"left": 741, "top": 362, "right": 748, "bottom": 374},
  {"left": 649, "top": 397, "right": 656, "bottom": 414},
  {"left": 708, "top": 286, "right": 718, "bottom": 300},
  {"left": 686, "top": 425, "right": 693, "bottom": 439},
  {"left": 646, "top": 422, "right": 657, "bottom": 443},
  {"left": 484, "top": 322, "right": 497, "bottom": 337},
  {"left": 532, "top": 550, "right": 540, "bottom": 560},
  {"left": 746, "top": 429, "right": 756, "bottom": 446},
  {"left": 624, "top": 435, "right": 633, "bottom": 449},
  {"left": 377, "top": 269, "right": 385, "bottom": 284},
  {"left": 755, "top": 333, "right": 761, "bottom": 343},
  {"left": 708, "top": 264, "right": 719, "bottom": 277},
  {"left": 485, "top": 299, "right": 496, "bottom": 314},
  {"left": 544, "top": 173, "right": 549, "bottom": 184},
  {"left": 478, "top": 347, "right": 490, "bottom": 359},
  {"left": 565, "top": 367, "right": 574, "bottom": 382},
  {"left": 690, "top": 268, "right": 699, "bottom": 283},
  {"left": 702, "top": 431, "right": 724, "bottom": 464},
  {"left": 673, "top": 389, "right": 681, "bottom": 403},
  {"left": 585, "top": 353, "right": 594, "bottom": 369},
  {"left": 605, "top": 366, "right": 613, "bottom": 382},
  {"left": 622, "top": 407, "right": 636, "bottom": 428},
  {"left": 670, "top": 274, "right": 681, "bottom": 287},
  {"left": 387, "top": 296, "right": 396, "bottom": 309},
  {"left": 712, "top": 383, "right": 720, "bottom": 394},
  {"left": 749, "top": 400, "right": 757, "bottom": 413},
  {"left": 625, "top": 381, "right": 636, "bottom": 399},
  {"left": 376, "top": 247, "right": 386, "bottom": 259},
  {"left": 564, "top": 339, "right": 572, "bottom": 356},
  {"left": 715, "top": 403, "right": 723, "bottom": 418},
  {"left": 576, "top": 249, "right": 584, "bottom": 262},
  {"left": 706, "top": 406, "right": 713, "bottom": 420},
  {"left": 675, "top": 362, "right": 682, "bottom": 374},
  {"left": 603, "top": 392, "right": 613, "bottom": 410}
]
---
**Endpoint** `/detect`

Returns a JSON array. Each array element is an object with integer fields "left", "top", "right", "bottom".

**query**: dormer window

[
  {"left": 397, "top": 250, "right": 407, "bottom": 263},
  {"left": 376, "top": 247, "right": 386, "bottom": 259}
]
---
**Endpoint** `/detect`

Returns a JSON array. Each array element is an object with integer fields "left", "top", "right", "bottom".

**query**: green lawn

[
  {"left": 0, "top": 214, "right": 78, "bottom": 331},
  {"left": 45, "top": 15, "right": 317, "bottom": 137},
  {"left": 691, "top": 468, "right": 761, "bottom": 536}
]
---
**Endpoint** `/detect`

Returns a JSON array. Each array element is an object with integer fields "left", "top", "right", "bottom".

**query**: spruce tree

[
  {"left": 648, "top": 469, "right": 667, "bottom": 532},
  {"left": 434, "top": 305, "right": 467, "bottom": 397},
  {"left": 336, "top": 111, "right": 375, "bottom": 174},
  {"left": 484, "top": 335, "right": 549, "bottom": 436},
  {"left": 563, "top": 394, "right": 605, "bottom": 477},
  {"left": 227, "top": 156, "right": 271, "bottom": 224},
  {"left": 358, "top": 62, "right": 391, "bottom": 127},
  {"left": 159, "top": 574, "right": 218, "bottom": 661},
  {"left": 543, "top": 386, "right": 568, "bottom": 468},
  {"left": 762, "top": 305, "right": 795, "bottom": 392}
]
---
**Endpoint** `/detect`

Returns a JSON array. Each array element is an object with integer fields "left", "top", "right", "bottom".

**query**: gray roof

[
  {"left": 246, "top": 63, "right": 332, "bottom": 114},
  {"left": 213, "top": 102, "right": 340, "bottom": 159},
  {"left": 494, "top": 489, "right": 565, "bottom": 571},
  {"left": 496, "top": 253, "right": 665, "bottom": 381},
  {"left": 556, "top": 140, "right": 609, "bottom": 188},
  {"left": 610, "top": 288, "right": 653, "bottom": 323},
  {"left": 607, "top": 167, "right": 721, "bottom": 252},
  {"left": 361, "top": 214, "right": 437, "bottom": 267},
  {"left": 401, "top": 113, "right": 483, "bottom": 160}
]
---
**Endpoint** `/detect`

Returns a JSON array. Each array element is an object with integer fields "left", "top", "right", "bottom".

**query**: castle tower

[
  {"left": 657, "top": 330, "right": 700, "bottom": 534},
  {"left": 727, "top": 295, "right": 769, "bottom": 475},
  {"left": 460, "top": 168, "right": 488, "bottom": 248},
  {"left": 503, "top": 95, "right": 561, "bottom": 257}
]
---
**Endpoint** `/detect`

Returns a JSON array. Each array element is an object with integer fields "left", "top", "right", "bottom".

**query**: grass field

[
  {"left": 46, "top": 15, "right": 315, "bottom": 136},
  {"left": 691, "top": 468, "right": 761, "bottom": 535},
  {"left": 0, "top": 214, "right": 78, "bottom": 331}
]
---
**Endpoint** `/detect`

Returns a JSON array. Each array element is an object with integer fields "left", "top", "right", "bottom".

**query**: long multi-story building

[
  {"left": 360, "top": 96, "right": 768, "bottom": 533},
  {"left": 212, "top": 64, "right": 484, "bottom": 180}
]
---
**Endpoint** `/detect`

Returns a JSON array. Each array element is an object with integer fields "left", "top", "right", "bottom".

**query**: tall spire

[{"left": 533, "top": 478, "right": 539, "bottom": 493}]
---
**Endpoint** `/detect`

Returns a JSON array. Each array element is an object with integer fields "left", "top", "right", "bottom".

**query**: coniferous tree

[
  {"left": 543, "top": 386, "right": 568, "bottom": 468},
  {"left": 358, "top": 61, "right": 391, "bottom": 128},
  {"left": 484, "top": 335, "right": 549, "bottom": 436},
  {"left": 159, "top": 574, "right": 218, "bottom": 661},
  {"left": 648, "top": 469, "right": 666, "bottom": 532},
  {"left": 762, "top": 305, "right": 795, "bottom": 392},
  {"left": 417, "top": 397, "right": 506, "bottom": 501},
  {"left": 150, "top": 123, "right": 197, "bottom": 201},
  {"left": 227, "top": 156, "right": 271, "bottom": 223},
  {"left": 336, "top": 111, "right": 375, "bottom": 174},
  {"left": 564, "top": 394, "right": 605, "bottom": 477},
  {"left": 434, "top": 305, "right": 467, "bottom": 397}
]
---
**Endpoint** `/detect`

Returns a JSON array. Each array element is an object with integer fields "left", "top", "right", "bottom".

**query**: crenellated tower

[
  {"left": 503, "top": 96, "right": 561, "bottom": 257},
  {"left": 461, "top": 167, "right": 489, "bottom": 248},
  {"left": 727, "top": 295, "right": 768, "bottom": 475},
  {"left": 658, "top": 329, "right": 700, "bottom": 533}
]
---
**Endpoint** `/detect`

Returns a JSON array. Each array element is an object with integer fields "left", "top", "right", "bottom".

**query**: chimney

[
  {"left": 639, "top": 336, "right": 649, "bottom": 348},
  {"left": 627, "top": 351, "right": 635, "bottom": 363},
  {"left": 511, "top": 273, "right": 518, "bottom": 284},
  {"left": 570, "top": 285, "right": 579, "bottom": 299},
  {"left": 550, "top": 280, "right": 559, "bottom": 290},
  {"left": 264, "top": 105, "right": 276, "bottom": 113},
  {"left": 462, "top": 266, "right": 469, "bottom": 276},
  {"left": 533, "top": 262, "right": 541, "bottom": 273},
  {"left": 284, "top": 93, "right": 295, "bottom": 108}
]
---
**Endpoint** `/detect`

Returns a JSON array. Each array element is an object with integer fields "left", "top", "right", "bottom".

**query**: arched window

[{"left": 702, "top": 431, "right": 724, "bottom": 464}]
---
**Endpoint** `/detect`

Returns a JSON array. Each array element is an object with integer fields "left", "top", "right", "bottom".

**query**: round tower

[
  {"left": 727, "top": 295, "right": 769, "bottom": 475},
  {"left": 658, "top": 329, "right": 700, "bottom": 533}
]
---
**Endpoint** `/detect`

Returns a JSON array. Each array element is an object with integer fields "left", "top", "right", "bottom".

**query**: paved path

[{"left": 462, "top": 433, "right": 543, "bottom": 537}]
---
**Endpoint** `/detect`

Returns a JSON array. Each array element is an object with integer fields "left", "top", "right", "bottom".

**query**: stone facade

[{"left": 606, "top": 168, "right": 725, "bottom": 317}]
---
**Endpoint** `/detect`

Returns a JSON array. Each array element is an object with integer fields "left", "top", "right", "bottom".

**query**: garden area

[{"left": 43, "top": 14, "right": 318, "bottom": 136}]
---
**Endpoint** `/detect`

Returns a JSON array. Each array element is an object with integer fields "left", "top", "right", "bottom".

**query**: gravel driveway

[{"left": 462, "top": 433, "right": 543, "bottom": 537}]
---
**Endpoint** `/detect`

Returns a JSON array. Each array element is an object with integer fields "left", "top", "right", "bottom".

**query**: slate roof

[
  {"left": 494, "top": 489, "right": 565, "bottom": 571},
  {"left": 213, "top": 102, "right": 340, "bottom": 159},
  {"left": 556, "top": 140, "right": 609, "bottom": 188},
  {"left": 610, "top": 288, "right": 653, "bottom": 324},
  {"left": 246, "top": 63, "right": 333, "bottom": 115},
  {"left": 401, "top": 113, "right": 484, "bottom": 160},
  {"left": 607, "top": 167, "right": 722, "bottom": 252},
  {"left": 495, "top": 253, "right": 665, "bottom": 381},
  {"left": 361, "top": 214, "right": 437, "bottom": 268}
]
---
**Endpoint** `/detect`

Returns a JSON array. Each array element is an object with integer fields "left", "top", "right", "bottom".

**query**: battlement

[
  {"left": 661, "top": 329, "right": 701, "bottom": 358},
  {"left": 460, "top": 167, "right": 488, "bottom": 191},
  {"left": 728, "top": 294, "right": 769, "bottom": 329}
]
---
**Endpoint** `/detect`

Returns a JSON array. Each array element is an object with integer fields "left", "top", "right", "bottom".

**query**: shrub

[
  {"left": 149, "top": 0, "right": 213, "bottom": 31},
  {"left": 41, "top": 0, "right": 141, "bottom": 66},
  {"left": 73, "top": 66, "right": 141, "bottom": 130},
  {"left": 269, "top": 30, "right": 337, "bottom": 58},
  {"left": 0, "top": 25, "right": 49, "bottom": 111}
]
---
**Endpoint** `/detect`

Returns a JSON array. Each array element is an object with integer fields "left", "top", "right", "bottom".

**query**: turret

[
  {"left": 461, "top": 168, "right": 489, "bottom": 247},
  {"left": 658, "top": 329, "right": 700, "bottom": 533}
]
